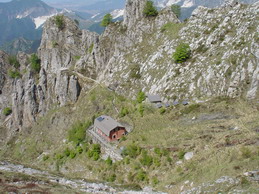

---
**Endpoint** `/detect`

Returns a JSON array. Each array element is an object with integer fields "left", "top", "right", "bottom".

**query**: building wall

[{"left": 109, "top": 127, "right": 127, "bottom": 141}]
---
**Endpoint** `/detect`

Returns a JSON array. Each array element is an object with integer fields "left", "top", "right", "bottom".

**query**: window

[{"left": 113, "top": 134, "right": 116, "bottom": 139}]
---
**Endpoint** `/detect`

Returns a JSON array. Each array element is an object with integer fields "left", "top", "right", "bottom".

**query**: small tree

[
  {"left": 143, "top": 1, "right": 158, "bottom": 17},
  {"left": 171, "top": 4, "right": 181, "bottom": 18},
  {"left": 54, "top": 15, "right": 65, "bottom": 30},
  {"left": 3, "top": 107, "right": 12, "bottom": 116},
  {"left": 100, "top": 13, "right": 112, "bottom": 27},
  {"left": 173, "top": 43, "right": 191, "bottom": 63},
  {"left": 30, "top": 54, "right": 41, "bottom": 73}
]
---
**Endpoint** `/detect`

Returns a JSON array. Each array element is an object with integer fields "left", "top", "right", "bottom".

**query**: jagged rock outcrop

[
  {"left": 123, "top": 0, "right": 147, "bottom": 28},
  {"left": 0, "top": 0, "right": 258, "bottom": 139}
]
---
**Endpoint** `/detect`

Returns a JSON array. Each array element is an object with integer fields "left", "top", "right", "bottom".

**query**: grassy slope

[{"left": 1, "top": 86, "right": 258, "bottom": 192}]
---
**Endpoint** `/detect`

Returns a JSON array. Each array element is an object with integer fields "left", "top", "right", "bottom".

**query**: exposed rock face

[
  {"left": 0, "top": 0, "right": 258, "bottom": 139},
  {"left": 123, "top": 0, "right": 147, "bottom": 28}
]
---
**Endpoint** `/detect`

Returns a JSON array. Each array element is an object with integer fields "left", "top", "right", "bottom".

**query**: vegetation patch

[
  {"left": 2, "top": 107, "right": 12, "bottom": 116},
  {"left": 54, "top": 15, "right": 65, "bottom": 30},
  {"left": 143, "top": 1, "right": 158, "bottom": 17},
  {"left": 30, "top": 54, "right": 41, "bottom": 73},
  {"left": 173, "top": 43, "right": 191, "bottom": 63}
]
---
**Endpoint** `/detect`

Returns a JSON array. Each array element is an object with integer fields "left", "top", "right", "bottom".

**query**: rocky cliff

[{"left": 0, "top": 0, "right": 258, "bottom": 141}]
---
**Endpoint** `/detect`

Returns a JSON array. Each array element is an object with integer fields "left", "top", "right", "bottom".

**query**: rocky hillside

[
  {"left": 0, "top": 0, "right": 258, "bottom": 192},
  {"left": 0, "top": 0, "right": 258, "bottom": 142}
]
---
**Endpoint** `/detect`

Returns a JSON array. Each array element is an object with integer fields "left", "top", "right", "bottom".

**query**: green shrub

[
  {"left": 76, "top": 146, "right": 83, "bottom": 154},
  {"left": 136, "top": 91, "right": 146, "bottom": 103},
  {"left": 30, "top": 54, "right": 41, "bottom": 73},
  {"left": 54, "top": 15, "right": 65, "bottom": 30},
  {"left": 136, "top": 170, "right": 148, "bottom": 182},
  {"left": 93, "top": 152, "right": 100, "bottom": 161},
  {"left": 3, "top": 107, "right": 12, "bottom": 116},
  {"left": 140, "top": 152, "right": 153, "bottom": 167},
  {"left": 64, "top": 148, "right": 71, "bottom": 157},
  {"left": 159, "top": 107, "right": 166, "bottom": 114},
  {"left": 8, "top": 56, "right": 20, "bottom": 68},
  {"left": 68, "top": 121, "right": 92, "bottom": 144},
  {"left": 122, "top": 144, "right": 141, "bottom": 158},
  {"left": 171, "top": 4, "right": 181, "bottom": 18},
  {"left": 8, "top": 69, "right": 21, "bottom": 79},
  {"left": 143, "top": 1, "right": 158, "bottom": 17},
  {"left": 160, "top": 22, "right": 173, "bottom": 32},
  {"left": 106, "top": 156, "right": 113, "bottom": 166},
  {"left": 173, "top": 43, "right": 191, "bottom": 63},
  {"left": 138, "top": 104, "right": 144, "bottom": 117},
  {"left": 56, "top": 153, "right": 64, "bottom": 160},
  {"left": 152, "top": 177, "right": 159, "bottom": 185},
  {"left": 69, "top": 151, "right": 76, "bottom": 159},
  {"left": 100, "top": 13, "right": 112, "bottom": 27},
  {"left": 119, "top": 107, "right": 129, "bottom": 117}
]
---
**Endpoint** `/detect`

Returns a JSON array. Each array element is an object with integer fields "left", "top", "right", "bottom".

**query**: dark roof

[
  {"left": 94, "top": 115, "right": 124, "bottom": 136},
  {"left": 147, "top": 94, "right": 162, "bottom": 103}
]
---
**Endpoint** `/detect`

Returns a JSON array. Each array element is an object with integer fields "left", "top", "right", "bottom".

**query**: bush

[
  {"left": 159, "top": 107, "right": 166, "bottom": 114},
  {"left": 136, "top": 91, "right": 146, "bottom": 103},
  {"left": 93, "top": 152, "right": 100, "bottom": 161},
  {"left": 173, "top": 43, "right": 191, "bottom": 63},
  {"left": 171, "top": 4, "right": 181, "bottom": 18},
  {"left": 143, "top": 1, "right": 158, "bottom": 17},
  {"left": 3, "top": 107, "right": 12, "bottom": 116},
  {"left": 138, "top": 104, "right": 144, "bottom": 117},
  {"left": 122, "top": 144, "right": 141, "bottom": 158},
  {"left": 119, "top": 107, "right": 129, "bottom": 117},
  {"left": 68, "top": 121, "right": 92, "bottom": 145},
  {"left": 100, "top": 13, "right": 112, "bottom": 27},
  {"left": 87, "top": 144, "right": 101, "bottom": 161},
  {"left": 140, "top": 152, "right": 153, "bottom": 167},
  {"left": 8, "top": 69, "right": 21, "bottom": 79},
  {"left": 136, "top": 170, "right": 148, "bottom": 182},
  {"left": 76, "top": 146, "right": 83, "bottom": 154},
  {"left": 30, "top": 54, "right": 41, "bottom": 73},
  {"left": 54, "top": 15, "right": 65, "bottom": 30},
  {"left": 8, "top": 56, "right": 20, "bottom": 68},
  {"left": 69, "top": 151, "right": 76, "bottom": 159},
  {"left": 106, "top": 156, "right": 113, "bottom": 166},
  {"left": 64, "top": 148, "right": 71, "bottom": 157}
]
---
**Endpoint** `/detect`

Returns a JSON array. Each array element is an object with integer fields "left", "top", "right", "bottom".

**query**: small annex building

[
  {"left": 94, "top": 115, "right": 127, "bottom": 142},
  {"left": 147, "top": 94, "right": 162, "bottom": 103}
]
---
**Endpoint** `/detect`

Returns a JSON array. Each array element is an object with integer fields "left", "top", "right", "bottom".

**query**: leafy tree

[
  {"left": 136, "top": 91, "right": 146, "bottom": 103},
  {"left": 171, "top": 4, "right": 181, "bottom": 18},
  {"left": 106, "top": 156, "right": 113, "bottom": 166},
  {"left": 100, "top": 13, "right": 112, "bottom": 27},
  {"left": 54, "top": 15, "right": 65, "bottom": 30},
  {"left": 173, "top": 43, "right": 191, "bottom": 63},
  {"left": 143, "top": 1, "right": 158, "bottom": 17},
  {"left": 30, "top": 54, "right": 41, "bottom": 73}
]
